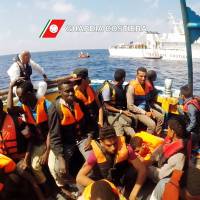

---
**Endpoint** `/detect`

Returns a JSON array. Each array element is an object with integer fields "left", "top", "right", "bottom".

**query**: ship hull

[{"left": 108, "top": 47, "right": 200, "bottom": 61}]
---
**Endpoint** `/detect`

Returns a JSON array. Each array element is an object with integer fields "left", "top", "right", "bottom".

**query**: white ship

[{"left": 108, "top": 14, "right": 200, "bottom": 61}]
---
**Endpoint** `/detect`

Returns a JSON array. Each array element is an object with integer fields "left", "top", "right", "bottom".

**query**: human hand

[
  {"left": 19, "top": 159, "right": 29, "bottom": 170},
  {"left": 10, "top": 77, "right": 25, "bottom": 88},
  {"left": 44, "top": 78, "right": 50, "bottom": 83},
  {"left": 21, "top": 125, "right": 31, "bottom": 139},
  {"left": 150, "top": 109, "right": 156, "bottom": 118},
  {"left": 98, "top": 121, "right": 103, "bottom": 128},
  {"left": 43, "top": 74, "right": 49, "bottom": 82},
  {"left": 39, "top": 151, "right": 49, "bottom": 165},
  {"left": 145, "top": 112, "right": 152, "bottom": 117},
  {"left": 57, "top": 156, "right": 67, "bottom": 176},
  {"left": 123, "top": 110, "right": 133, "bottom": 117}
]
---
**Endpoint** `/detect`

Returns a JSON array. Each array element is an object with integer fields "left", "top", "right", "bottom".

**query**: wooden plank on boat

[{"left": 0, "top": 75, "right": 72, "bottom": 99}]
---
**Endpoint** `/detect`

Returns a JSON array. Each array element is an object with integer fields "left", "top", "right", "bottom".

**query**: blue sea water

[{"left": 0, "top": 49, "right": 199, "bottom": 94}]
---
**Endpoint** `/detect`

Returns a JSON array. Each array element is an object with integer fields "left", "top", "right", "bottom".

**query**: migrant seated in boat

[
  {"left": 72, "top": 67, "right": 103, "bottom": 135},
  {"left": 147, "top": 117, "right": 189, "bottom": 183},
  {"left": 180, "top": 84, "right": 200, "bottom": 148},
  {"left": 127, "top": 67, "right": 164, "bottom": 135},
  {"left": 99, "top": 69, "right": 135, "bottom": 136}
]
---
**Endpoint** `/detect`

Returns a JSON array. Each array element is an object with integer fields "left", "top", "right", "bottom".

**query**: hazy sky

[{"left": 0, "top": 0, "right": 199, "bottom": 55}]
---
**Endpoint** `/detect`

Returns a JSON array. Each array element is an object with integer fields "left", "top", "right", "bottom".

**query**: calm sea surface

[{"left": 0, "top": 49, "right": 199, "bottom": 94}]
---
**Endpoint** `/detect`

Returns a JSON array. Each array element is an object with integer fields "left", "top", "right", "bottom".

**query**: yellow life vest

[
  {"left": 0, "top": 154, "right": 16, "bottom": 191},
  {"left": 134, "top": 131, "right": 164, "bottom": 160},
  {"left": 82, "top": 179, "right": 126, "bottom": 200}
]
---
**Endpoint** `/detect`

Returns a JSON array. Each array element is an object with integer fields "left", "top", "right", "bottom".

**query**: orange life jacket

[
  {"left": 183, "top": 98, "right": 200, "bottom": 112},
  {"left": 0, "top": 154, "right": 16, "bottom": 191},
  {"left": 162, "top": 170, "right": 183, "bottom": 200},
  {"left": 22, "top": 97, "right": 48, "bottom": 125},
  {"left": 0, "top": 114, "right": 17, "bottom": 155},
  {"left": 129, "top": 80, "right": 151, "bottom": 109},
  {"left": 74, "top": 85, "right": 95, "bottom": 106},
  {"left": 91, "top": 136, "right": 128, "bottom": 180},
  {"left": 60, "top": 102, "right": 84, "bottom": 126},
  {"left": 91, "top": 136, "right": 128, "bottom": 164}
]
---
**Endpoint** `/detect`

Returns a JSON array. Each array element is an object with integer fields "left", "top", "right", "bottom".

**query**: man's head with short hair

[
  {"left": 19, "top": 51, "right": 31, "bottom": 64},
  {"left": 58, "top": 80, "right": 75, "bottom": 104},
  {"left": 130, "top": 136, "right": 143, "bottom": 150},
  {"left": 16, "top": 80, "right": 34, "bottom": 94},
  {"left": 180, "top": 84, "right": 192, "bottom": 99},
  {"left": 58, "top": 79, "right": 73, "bottom": 90},
  {"left": 16, "top": 80, "right": 35, "bottom": 105},
  {"left": 136, "top": 67, "right": 147, "bottom": 85},
  {"left": 90, "top": 180, "right": 119, "bottom": 200},
  {"left": 114, "top": 69, "right": 126, "bottom": 84},
  {"left": 99, "top": 126, "right": 118, "bottom": 155},
  {"left": 73, "top": 68, "right": 90, "bottom": 88},
  {"left": 147, "top": 70, "right": 157, "bottom": 82},
  {"left": 167, "top": 117, "right": 186, "bottom": 139},
  {"left": 99, "top": 126, "right": 116, "bottom": 140},
  {"left": 137, "top": 67, "right": 147, "bottom": 74},
  {"left": 73, "top": 68, "right": 88, "bottom": 79}
]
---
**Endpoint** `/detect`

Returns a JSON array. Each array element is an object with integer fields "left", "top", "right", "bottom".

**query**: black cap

[
  {"left": 73, "top": 68, "right": 88, "bottom": 79},
  {"left": 99, "top": 126, "right": 116, "bottom": 140}
]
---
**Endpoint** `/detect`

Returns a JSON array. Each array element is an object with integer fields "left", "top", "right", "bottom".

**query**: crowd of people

[{"left": 0, "top": 51, "right": 200, "bottom": 200}]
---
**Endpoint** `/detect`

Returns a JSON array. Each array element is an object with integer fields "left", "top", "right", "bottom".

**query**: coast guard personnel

[{"left": 7, "top": 51, "right": 48, "bottom": 99}]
